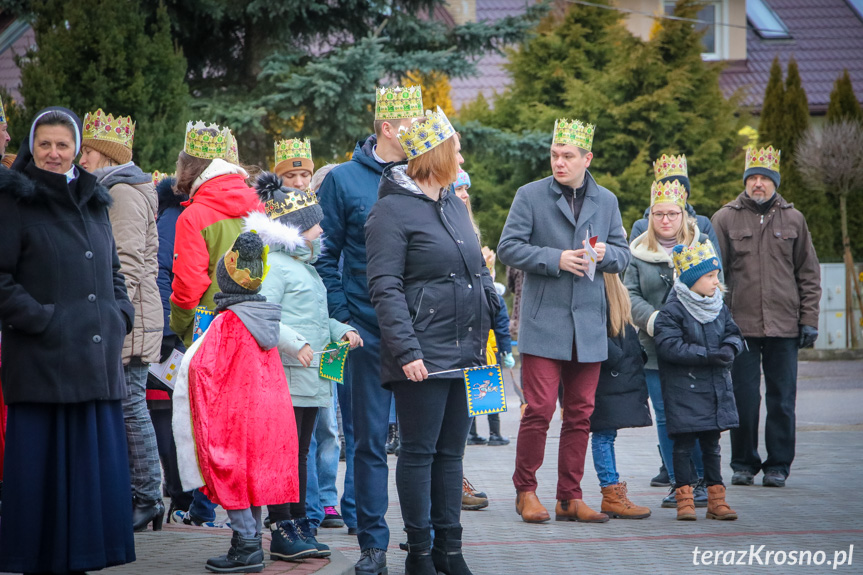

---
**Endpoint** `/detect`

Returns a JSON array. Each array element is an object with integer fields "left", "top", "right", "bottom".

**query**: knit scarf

[{"left": 672, "top": 280, "right": 724, "bottom": 324}]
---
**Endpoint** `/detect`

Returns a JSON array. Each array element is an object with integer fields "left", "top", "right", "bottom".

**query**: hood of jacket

[
  {"left": 629, "top": 225, "right": 702, "bottom": 265},
  {"left": 185, "top": 172, "right": 261, "bottom": 218},
  {"left": 95, "top": 162, "right": 152, "bottom": 189},
  {"left": 243, "top": 210, "right": 319, "bottom": 262},
  {"left": 191, "top": 158, "right": 249, "bottom": 195},
  {"left": 378, "top": 162, "right": 451, "bottom": 202},
  {"left": 227, "top": 301, "right": 282, "bottom": 350},
  {"left": 352, "top": 134, "right": 386, "bottom": 175},
  {"left": 0, "top": 159, "right": 112, "bottom": 209}
]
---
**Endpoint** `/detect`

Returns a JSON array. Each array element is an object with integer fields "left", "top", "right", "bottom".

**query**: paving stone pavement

[{"left": 117, "top": 360, "right": 862, "bottom": 574}]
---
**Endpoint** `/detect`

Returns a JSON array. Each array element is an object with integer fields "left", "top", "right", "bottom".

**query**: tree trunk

[{"left": 839, "top": 194, "right": 861, "bottom": 348}]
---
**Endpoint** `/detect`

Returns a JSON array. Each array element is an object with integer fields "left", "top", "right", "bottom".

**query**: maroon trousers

[{"left": 513, "top": 348, "right": 601, "bottom": 500}]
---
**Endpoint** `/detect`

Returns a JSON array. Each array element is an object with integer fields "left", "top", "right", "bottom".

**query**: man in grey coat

[{"left": 498, "top": 119, "right": 630, "bottom": 524}]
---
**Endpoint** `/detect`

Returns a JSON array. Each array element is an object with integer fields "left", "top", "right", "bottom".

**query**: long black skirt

[{"left": 0, "top": 400, "right": 136, "bottom": 573}]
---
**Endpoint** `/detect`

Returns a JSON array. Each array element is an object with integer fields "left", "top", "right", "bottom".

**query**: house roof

[{"left": 718, "top": 0, "right": 863, "bottom": 114}]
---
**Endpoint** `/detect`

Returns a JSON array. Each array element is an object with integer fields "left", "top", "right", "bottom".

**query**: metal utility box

[{"left": 816, "top": 263, "right": 863, "bottom": 350}]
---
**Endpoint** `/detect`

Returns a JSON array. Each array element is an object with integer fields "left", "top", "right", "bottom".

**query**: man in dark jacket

[
  {"left": 629, "top": 154, "right": 720, "bottom": 256},
  {"left": 314, "top": 85, "right": 423, "bottom": 575},
  {"left": 711, "top": 146, "right": 821, "bottom": 488},
  {"left": 498, "top": 119, "right": 630, "bottom": 525}
]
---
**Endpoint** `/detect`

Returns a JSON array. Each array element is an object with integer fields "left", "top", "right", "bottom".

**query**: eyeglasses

[{"left": 651, "top": 211, "right": 681, "bottom": 221}]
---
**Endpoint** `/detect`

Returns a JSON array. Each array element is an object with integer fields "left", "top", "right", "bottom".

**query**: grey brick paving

[{"left": 115, "top": 360, "right": 863, "bottom": 574}]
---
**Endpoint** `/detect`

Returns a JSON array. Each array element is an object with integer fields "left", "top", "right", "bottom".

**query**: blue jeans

[
  {"left": 307, "top": 384, "right": 341, "bottom": 523},
  {"left": 337, "top": 369, "right": 357, "bottom": 529},
  {"left": 388, "top": 396, "right": 397, "bottom": 425},
  {"left": 591, "top": 429, "right": 619, "bottom": 487},
  {"left": 645, "top": 369, "right": 704, "bottom": 483},
  {"left": 351, "top": 324, "right": 391, "bottom": 550},
  {"left": 190, "top": 488, "right": 217, "bottom": 522}
]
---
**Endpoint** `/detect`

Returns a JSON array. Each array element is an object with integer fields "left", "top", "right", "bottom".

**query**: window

[
  {"left": 747, "top": 0, "right": 791, "bottom": 39},
  {"left": 846, "top": 0, "right": 863, "bottom": 21},
  {"left": 664, "top": 1, "right": 724, "bottom": 59}
]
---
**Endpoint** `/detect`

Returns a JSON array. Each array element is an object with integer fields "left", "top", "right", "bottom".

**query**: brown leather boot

[
  {"left": 600, "top": 482, "right": 651, "bottom": 519},
  {"left": 515, "top": 491, "right": 550, "bottom": 523},
  {"left": 554, "top": 499, "right": 609, "bottom": 523},
  {"left": 706, "top": 484, "right": 738, "bottom": 520},
  {"left": 675, "top": 485, "right": 696, "bottom": 521}
]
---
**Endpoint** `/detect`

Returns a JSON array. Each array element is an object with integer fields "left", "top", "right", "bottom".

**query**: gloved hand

[
  {"left": 159, "top": 335, "right": 181, "bottom": 363},
  {"left": 503, "top": 352, "right": 515, "bottom": 369},
  {"left": 711, "top": 345, "right": 736, "bottom": 367},
  {"left": 799, "top": 325, "right": 818, "bottom": 349}
]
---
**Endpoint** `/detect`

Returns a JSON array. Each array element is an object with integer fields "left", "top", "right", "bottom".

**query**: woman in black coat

[
  {"left": 589, "top": 273, "right": 652, "bottom": 519},
  {"left": 365, "top": 108, "right": 498, "bottom": 575},
  {"left": 0, "top": 108, "right": 137, "bottom": 573}
]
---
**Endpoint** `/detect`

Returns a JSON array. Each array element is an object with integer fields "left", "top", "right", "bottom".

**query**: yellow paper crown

[
  {"left": 184, "top": 121, "right": 231, "bottom": 160},
  {"left": 650, "top": 179, "right": 687, "bottom": 209},
  {"left": 552, "top": 118, "right": 595, "bottom": 152},
  {"left": 152, "top": 170, "right": 174, "bottom": 187},
  {"left": 672, "top": 240, "right": 719, "bottom": 276},
  {"left": 745, "top": 146, "right": 780, "bottom": 173},
  {"left": 375, "top": 86, "right": 424, "bottom": 120},
  {"left": 264, "top": 188, "right": 319, "bottom": 220},
  {"left": 82, "top": 109, "right": 135, "bottom": 151},
  {"left": 653, "top": 154, "right": 687, "bottom": 181},
  {"left": 274, "top": 138, "right": 312, "bottom": 164},
  {"left": 224, "top": 242, "right": 270, "bottom": 290},
  {"left": 397, "top": 107, "right": 456, "bottom": 159},
  {"left": 0, "top": 95, "right": 6, "bottom": 124},
  {"left": 225, "top": 130, "right": 239, "bottom": 164}
]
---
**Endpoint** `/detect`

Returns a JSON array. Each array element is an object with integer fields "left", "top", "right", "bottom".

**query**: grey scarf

[{"left": 673, "top": 280, "right": 724, "bottom": 324}]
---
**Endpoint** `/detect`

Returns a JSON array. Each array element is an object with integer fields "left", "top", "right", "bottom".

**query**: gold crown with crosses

[
  {"left": 274, "top": 138, "right": 312, "bottom": 164},
  {"left": 398, "top": 107, "right": 456, "bottom": 159},
  {"left": 745, "top": 146, "right": 780, "bottom": 173},
  {"left": 653, "top": 153, "right": 687, "bottom": 181},
  {"left": 375, "top": 86, "right": 424, "bottom": 121},
  {"left": 264, "top": 187, "right": 319, "bottom": 220},
  {"left": 184, "top": 121, "right": 231, "bottom": 160},
  {"left": 552, "top": 118, "right": 595, "bottom": 152},
  {"left": 672, "top": 240, "right": 720, "bottom": 276},
  {"left": 650, "top": 179, "right": 687, "bottom": 209},
  {"left": 82, "top": 109, "right": 135, "bottom": 150}
]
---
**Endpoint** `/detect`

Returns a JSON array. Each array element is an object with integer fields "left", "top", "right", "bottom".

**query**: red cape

[{"left": 188, "top": 310, "right": 298, "bottom": 509}]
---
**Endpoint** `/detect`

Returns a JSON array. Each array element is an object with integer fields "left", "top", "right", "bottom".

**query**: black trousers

[
  {"left": 150, "top": 406, "right": 193, "bottom": 511},
  {"left": 392, "top": 377, "right": 471, "bottom": 532},
  {"left": 673, "top": 431, "right": 722, "bottom": 488},
  {"left": 730, "top": 337, "right": 798, "bottom": 477},
  {"left": 269, "top": 406, "right": 319, "bottom": 522},
  {"left": 468, "top": 412, "right": 500, "bottom": 436}
]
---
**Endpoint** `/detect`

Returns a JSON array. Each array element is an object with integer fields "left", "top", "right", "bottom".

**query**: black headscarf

[{"left": 11, "top": 106, "right": 83, "bottom": 173}]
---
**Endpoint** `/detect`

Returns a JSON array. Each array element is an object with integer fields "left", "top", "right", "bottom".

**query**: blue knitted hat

[
  {"left": 672, "top": 241, "right": 721, "bottom": 288},
  {"left": 455, "top": 168, "right": 471, "bottom": 189}
]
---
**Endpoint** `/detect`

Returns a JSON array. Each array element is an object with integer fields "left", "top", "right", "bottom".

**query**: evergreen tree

[
  {"left": 757, "top": 57, "right": 785, "bottom": 148},
  {"left": 827, "top": 69, "right": 862, "bottom": 125},
  {"left": 16, "top": 0, "right": 189, "bottom": 171}
]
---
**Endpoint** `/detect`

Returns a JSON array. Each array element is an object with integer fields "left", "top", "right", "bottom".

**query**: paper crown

[
  {"left": 225, "top": 130, "right": 239, "bottom": 164},
  {"left": 650, "top": 179, "right": 687, "bottom": 209},
  {"left": 745, "top": 146, "right": 780, "bottom": 173},
  {"left": 152, "top": 170, "right": 174, "bottom": 187},
  {"left": 672, "top": 240, "right": 720, "bottom": 276},
  {"left": 223, "top": 233, "right": 270, "bottom": 291},
  {"left": 82, "top": 109, "right": 135, "bottom": 150},
  {"left": 0, "top": 95, "right": 6, "bottom": 124},
  {"left": 184, "top": 121, "right": 231, "bottom": 160},
  {"left": 552, "top": 118, "right": 595, "bottom": 152},
  {"left": 275, "top": 138, "right": 312, "bottom": 164},
  {"left": 263, "top": 187, "right": 320, "bottom": 220},
  {"left": 398, "top": 107, "right": 456, "bottom": 159},
  {"left": 375, "top": 86, "right": 424, "bottom": 120},
  {"left": 654, "top": 154, "right": 687, "bottom": 181}
]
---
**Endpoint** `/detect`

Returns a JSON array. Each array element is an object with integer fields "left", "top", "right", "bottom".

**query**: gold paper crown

[
  {"left": 653, "top": 154, "right": 687, "bottom": 181},
  {"left": 184, "top": 121, "right": 231, "bottom": 160},
  {"left": 0, "top": 95, "right": 6, "bottom": 124},
  {"left": 397, "top": 107, "right": 456, "bottom": 159},
  {"left": 264, "top": 188, "right": 319, "bottom": 220},
  {"left": 224, "top": 242, "right": 270, "bottom": 291},
  {"left": 552, "top": 118, "right": 595, "bottom": 152},
  {"left": 274, "top": 138, "right": 312, "bottom": 164},
  {"left": 672, "top": 240, "right": 719, "bottom": 276},
  {"left": 745, "top": 146, "right": 781, "bottom": 173},
  {"left": 82, "top": 109, "right": 135, "bottom": 150},
  {"left": 375, "top": 86, "right": 424, "bottom": 120},
  {"left": 650, "top": 179, "right": 687, "bottom": 209},
  {"left": 225, "top": 130, "right": 239, "bottom": 164},
  {"left": 152, "top": 170, "right": 174, "bottom": 187}
]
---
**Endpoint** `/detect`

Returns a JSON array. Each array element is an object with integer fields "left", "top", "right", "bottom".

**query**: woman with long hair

[{"left": 365, "top": 109, "right": 499, "bottom": 575}]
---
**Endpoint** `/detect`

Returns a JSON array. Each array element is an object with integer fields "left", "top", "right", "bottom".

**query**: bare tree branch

[{"left": 796, "top": 121, "right": 863, "bottom": 198}]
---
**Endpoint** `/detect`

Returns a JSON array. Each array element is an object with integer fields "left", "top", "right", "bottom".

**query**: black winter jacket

[
  {"left": 653, "top": 290, "right": 743, "bottom": 436},
  {"left": 590, "top": 323, "right": 652, "bottom": 432},
  {"left": 365, "top": 163, "right": 500, "bottom": 385},
  {"left": 0, "top": 162, "right": 133, "bottom": 404}
]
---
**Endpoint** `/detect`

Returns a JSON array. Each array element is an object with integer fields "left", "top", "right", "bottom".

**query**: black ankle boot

[
  {"left": 399, "top": 528, "right": 436, "bottom": 575},
  {"left": 432, "top": 527, "right": 473, "bottom": 575},
  {"left": 132, "top": 498, "right": 165, "bottom": 532},
  {"left": 205, "top": 532, "right": 264, "bottom": 573}
]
